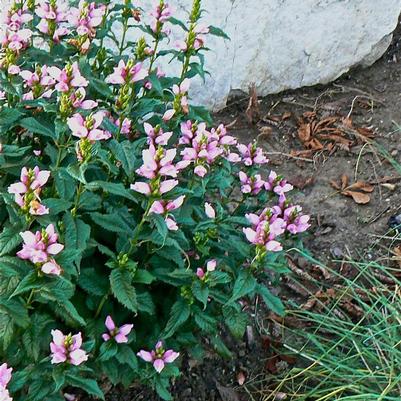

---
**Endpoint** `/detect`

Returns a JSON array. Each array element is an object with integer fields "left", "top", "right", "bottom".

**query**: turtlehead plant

[{"left": 0, "top": 0, "right": 310, "bottom": 400}]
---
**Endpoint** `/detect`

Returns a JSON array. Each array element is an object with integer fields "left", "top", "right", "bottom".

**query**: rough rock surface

[{"left": 2, "top": 0, "right": 400, "bottom": 110}]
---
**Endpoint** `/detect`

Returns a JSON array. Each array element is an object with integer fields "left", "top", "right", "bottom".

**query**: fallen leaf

[
  {"left": 342, "top": 190, "right": 370, "bottom": 204},
  {"left": 331, "top": 175, "right": 374, "bottom": 204}
]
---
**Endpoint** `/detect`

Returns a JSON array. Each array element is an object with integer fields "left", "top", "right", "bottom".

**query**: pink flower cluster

[
  {"left": 0, "top": 1, "right": 33, "bottom": 72},
  {"left": 243, "top": 197, "right": 310, "bottom": 253},
  {"left": 102, "top": 315, "right": 133, "bottom": 343},
  {"left": 144, "top": 122, "right": 172, "bottom": 146},
  {"left": 137, "top": 340, "right": 179, "bottom": 373},
  {"left": 17, "top": 224, "right": 64, "bottom": 276},
  {"left": 149, "top": 195, "right": 185, "bottom": 231},
  {"left": 131, "top": 144, "right": 188, "bottom": 196},
  {"left": 7, "top": 166, "right": 50, "bottom": 216},
  {"left": 150, "top": 1, "right": 172, "bottom": 35},
  {"left": 67, "top": 112, "right": 110, "bottom": 141},
  {"left": 50, "top": 330, "right": 88, "bottom": 366},
  {"left": 48, "top": 62, "right": 88, "bottom": 93},
  {"left": 106, "top": 60, "right": 148, "bottom": 85},
  {"left": 36, "top": 0, "right": 70, "bottom": 42},
  {"left": 69, "top": 1, "right": 106, "bottom": 52},
  {"left": 19, "top": 65, "right": 55, "bottom": 100},
  {"left": 237, "top": 142, "right": 269, "bottom": 166},
  {"left": 180, "top": 120, "right": 224, "bottom": 178},
  {"left": 0, "top": 363, "right": 12, "bottom": 401},
  {"left": 239, "top": 170, "right": 293, "bottom": 196}
]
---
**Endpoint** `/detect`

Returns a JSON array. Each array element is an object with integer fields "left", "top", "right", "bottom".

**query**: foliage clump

[{"left": 0, "top": 0, "right": 309, "bottom": 399}]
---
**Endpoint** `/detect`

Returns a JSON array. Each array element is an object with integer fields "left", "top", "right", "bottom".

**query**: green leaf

[
  {"left": 91, "top": 212, "right": 134, "bottom": 234},
  {"left": 209, "top": 25, "right": 230, "bottom": 40},
  {"left": 257, "top": 284, "right": 285, "bottom": 316},
  {"left": 193, "top": 307, "right": 217, "bottom": 333},
  {"left": 19, "top": 117, "right": 56, "bottom": 139},
  {"left": 63, "top": 213, "right": 91, "bottom": 252},
  {"left": 66, "top": 375, "right": 105, "bottom": 400},
  {"left": 78, "top": 268, "right": 109, "bottom": 296},
  {"left": 115, "top": 345, "right": 138, "bottom": 370},
  {"left": 99, "top": 341, "right": 118, "bottom": 362},
  {"left": 110, "top": 269, "right": 137, "bottom": 312},
  {"left": 223, "top": 306, "right": 247, "bottom": 338},
  {"left": 162, "top": 298, "right": 191, "bottom": 339},
  {"left": 85, "top": 181, "right": 136, "bottom": 201},
  {"left": 0, "top": 298, "right": 30, "bottom": 328},
  {"left": 227, "top": 270, "right": 257, "bottom": 304},
  {"left": 0, "top": 225, "right": 23, "bottom": 257},
  {"left": 66, "top": 164, "right": 87, "bottom": 184},
  {"left": 154, "top": 376, "right": 173, "bottom": 401},
  {"left": 89, "top": 77, "right": 113, "bottom": 99},
  {"left": 133, "top": 269, "right": 155, "bottom": 284},
  {"left": 192, "top": 280, "right": 209, "bottom": 308},
  {"left": 0, "top": 108, "right": 24, "bottom": 128}
]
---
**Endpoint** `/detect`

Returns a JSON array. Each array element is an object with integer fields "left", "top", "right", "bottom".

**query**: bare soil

[{"left": 86, "top": 22, "right": 401, "bottom": 401}]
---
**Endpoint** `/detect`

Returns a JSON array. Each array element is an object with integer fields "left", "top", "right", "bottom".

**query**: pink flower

[
  {"left": 162, "top": 109, "right": 175, "bottom": 121},
  {"left": 239, "top": 172, "right": 265, "bottom": 195},
  {"left": 149, "top": 196, "right": 185, "bottom": 231},
  {"left": 283, "top": 205, "right": 311, "bottom": 234},
  {"left": 0, "top": 364, "right": 12, "bottom": 389},
  {"left": 70, "top": 1, "right": 106, "bottom": 39},
  {"left": 243, "top": 213, "right": 286, "bottom": 252},
  {"left": 48, "top": 62, "right": 87, "bottom": 92},
  {"left": 264, "top": 171, "right": 293, "bottom": 195},
  {"left": 67, "top": 112, "right": 110, "bottom": 141},
  {"left": 8, "top": 166, "right": 50, "bottom": 216},
  {"left": 50, "top": 330, "right": 88, "bottom": 366},
  {"left": 0, "top": 91, "right": 5, "bottom": 100},
  {"left": 180, "top": 124, "right": 224, "bottom": 177},
  {"left": 204, "top": 202, "right": 215, "bottom": 219},
  {"left": 102, "top": 316, "right": 133, "bottom": 343},
  {"left": 237, "top": 142, "right": 269, "bottom": 166},
  {"left": 150, "top": 1, "right": 172, "bottom": 34},
  {"left": 136, "top": 144, "right": 178, "bottom": 179},
  {"left": 69, "top": 87, "right": 97, "bottom": 110},
  {"left": 196, "top": 259, "right": 216, "bottom": 280},
  {"left": 130, "top": 179, "right": 178, "bottom": 197},
  {"left": 1, "top": 7, "right": 32, "bottom": 31},
  {"left": 17, "top": 224, "right": 64, "bottom": 276},
  {"left": 20, "top": 65, "right": 55, "bottom": 99},
  {"left": 106, "top": 60, "right": 147, "bottom": 85},
  {"left": 144, "top": 122, "right": 172, "bottom": 146},
  {"left": 137, "top": 340, "right": 179, "bottom": 373},
  {"left": 36, "top": 0, "right": 69, "bottom": 42},
  {"left": 0, "top": 363, "right": 12, "bottom": 401}
]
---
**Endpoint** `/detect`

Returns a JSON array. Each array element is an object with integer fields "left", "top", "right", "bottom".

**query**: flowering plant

[{"left": 0, "top": 0, "right": 310, "bottom": 400}]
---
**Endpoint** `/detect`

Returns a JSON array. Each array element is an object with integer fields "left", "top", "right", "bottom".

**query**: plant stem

[{"left": 95, "top": 292, "right": 110, "bottom": 318}]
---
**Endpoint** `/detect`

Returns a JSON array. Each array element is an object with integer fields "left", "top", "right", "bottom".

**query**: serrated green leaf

[
  {"left": 66, "top": 375, "right": 104, "bottom": 400},
  {"left": 227, "top": 270, "right": 257, "bottom": 304},
  {"left": 0, "top": 225, "right": 23, "bottom": 256},
  {"left": 257, "top": 284, "right": 285, "bottom": 316},
  {"left": 162, "top": 298, "right": 190, "bottom": 339},
  {"left": 19, "top": 117, "right": 56, "bottom": 139},
  {"left": 110, "top": 269, "right": 137, "bottom": 312}
]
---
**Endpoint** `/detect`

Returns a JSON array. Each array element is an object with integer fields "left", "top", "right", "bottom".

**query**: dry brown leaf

[
  {"left": 347, "top": 181, "right": 374, "bottom": 192},
  {"left": 282, "top": 111, "right": 292, "bottom": 120},
  {"left": 342, "top": 190, "right": 370, "bottom": 204}
]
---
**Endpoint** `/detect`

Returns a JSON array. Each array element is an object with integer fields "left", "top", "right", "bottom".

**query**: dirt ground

[{"left": 87, "top": 23, "right": 401, "bottom": 401}]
